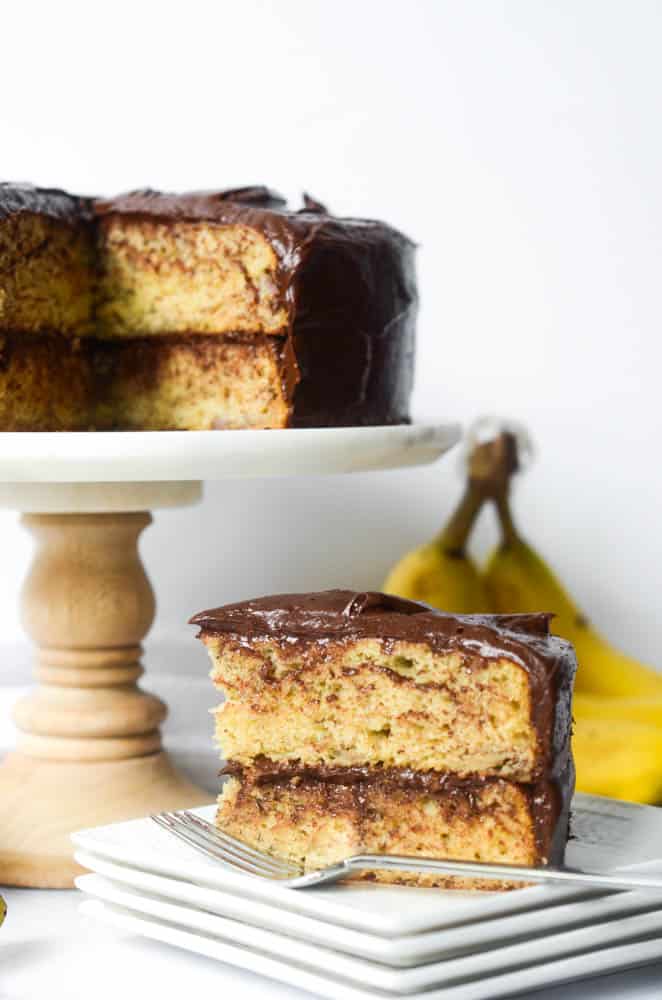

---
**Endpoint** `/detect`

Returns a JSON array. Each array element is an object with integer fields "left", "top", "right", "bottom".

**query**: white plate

[
  {"left": 0, "top": 423, "right": 460, "bottom": 482},
  {"left": 79, "top": 897, "right": 662, "bottom": 1000},
  {"left": 75, "top": 872, "right": 662, "bottom": 993},
  {"left": 73, "top": 849, "right": 662, "bottom": 967},
  {"left": 71, "top": 793, "right": 662, "bottom": 940}
]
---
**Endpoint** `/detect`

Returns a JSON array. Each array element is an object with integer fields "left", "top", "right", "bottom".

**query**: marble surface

[
  {"left": 0, "top": 424, "right": 460, "bottom": 485},
  {"left": 1, "top": 641, "right": 661, "bottom": 1000}
]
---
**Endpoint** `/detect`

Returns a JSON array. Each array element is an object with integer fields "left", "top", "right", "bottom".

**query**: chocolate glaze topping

[
  {"left": 94, "top": 186, "right": 288, "bottom": 218},
  {"left": 300, "top": 193, "right": 328, "bottom": 213},
  {"left": 94, "top": 188, "right": 417, "bottom": 427},
  {"left": 0, "top": 182, "right": 92, "bottom": 224},
  {"left": 191, "top": 589, "right": 555, "bottom": 637}
]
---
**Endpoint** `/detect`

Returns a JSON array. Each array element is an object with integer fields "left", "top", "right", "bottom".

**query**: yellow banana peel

[
  {"left": 573, "top": 716, "right": 662, "bottom": 805},
  {"left": 574, "top": 691, "right": 662, "bottom": 728},
  {"left": 477, "top": 429, "right": 662, "bottom": 803},
  {"left": 483, "top": 535, "right": 662, "bottom": 698},
  {"left": 384, "top": 433, "right": 517, "bottom": 613},
  {"left": 480, "top": 433, "right": 662, "bottom": 699},
  {"left": 384, "top": 543, "right": 488, "bottom": 614},
  {"left": 571, "top": 632, "right": 662, "bottom": 697}
]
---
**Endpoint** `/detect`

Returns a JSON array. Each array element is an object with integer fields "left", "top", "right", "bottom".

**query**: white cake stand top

[{"left": 0, "top": 423, "right": 460, "bottom": 512}]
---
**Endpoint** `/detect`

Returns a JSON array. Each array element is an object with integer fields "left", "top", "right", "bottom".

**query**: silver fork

[{"left": 151, "top": 811, "right": 662, "bottom": 892}]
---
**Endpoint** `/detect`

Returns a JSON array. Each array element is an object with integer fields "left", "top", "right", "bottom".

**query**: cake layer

[
  {"left": 0, "top": 184, "right": 93, "bottom": 336},
  {"left": 211, "top": 637, "right": 540, "bottom": 779},
  {"left": 94, "top": 215, "right": 288, "bottom": 338},
  {"left": 0, "top": 332, "right": 289, "bottom": 431},
  {"left": 0, "top": 333, "right": 92, "bottom": 430},
  {"left": 217, "top": 759, "right": 572, "bottom": 888},
  {"left": 93, "top": 335, "right": 289, "bottom": 430},
  {"left": 194, "top": 591, "right": 576, "bottom": 782}
]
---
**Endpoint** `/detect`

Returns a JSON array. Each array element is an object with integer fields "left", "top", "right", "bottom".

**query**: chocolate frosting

[
  {"left": 191, "top": 590, "right": 576, "bottom": 782},
  {"left": 94, "top": 186, "right": 288, "bottom": 218},
  {"left": 300, "top": 193, "right": 328, "bottom": 214},
  {"left": 190, "top": 589, "right": 571, "bottom": 672},
  {"left": 94, "top": 187, "right": 417, "bottom": 427},
  {"left": 0, "top": 182, "right": 92, "bottom": 223}
]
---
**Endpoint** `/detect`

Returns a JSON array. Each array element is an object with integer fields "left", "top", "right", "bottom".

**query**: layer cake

[
  {"left": 0, "top": 183, "right": 416, "bottom": 430},
  {"left": 191, "top": 590, "right": 576, "bottom": 889}
]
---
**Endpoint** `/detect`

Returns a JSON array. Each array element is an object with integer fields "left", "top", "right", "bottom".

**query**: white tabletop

[{"left": 1, "top": 641, "right": 661, "bottom": 1000}]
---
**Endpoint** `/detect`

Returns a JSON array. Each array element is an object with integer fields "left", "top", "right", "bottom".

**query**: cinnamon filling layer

[{"left": 221, "top": 756, "right": 573, "bottom": 863}]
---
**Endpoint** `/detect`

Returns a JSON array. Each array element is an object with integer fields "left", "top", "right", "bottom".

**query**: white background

[{"left": 1, "top": 0, "right": 661, "bottom": 667}]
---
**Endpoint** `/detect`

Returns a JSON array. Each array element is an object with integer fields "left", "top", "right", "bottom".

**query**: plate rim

[
  {"left": 72, "top": 848, "right": 656, "bottom": 966},
  {"left": 75, "top": 869, "right": 662, "bottom": 989},
  {"left": 79, "top": 896, "right": 662, "bottom": 1000}
]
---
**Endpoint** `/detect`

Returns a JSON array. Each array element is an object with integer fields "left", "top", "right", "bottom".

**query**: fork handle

[{"left": 337, "top": 854, "right": 662, "bottom": 892}]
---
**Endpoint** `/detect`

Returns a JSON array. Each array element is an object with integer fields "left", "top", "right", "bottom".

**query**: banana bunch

[
  {"left": 384, "top": 424, "right": 662, "bottom": 804},
  {"left": 383, "top": 430, "right": 516, "bottom": 612}
]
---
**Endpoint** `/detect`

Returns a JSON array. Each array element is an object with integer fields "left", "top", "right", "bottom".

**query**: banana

[
  {"left": 574, "top": 691, "right": 662, "bottom": 727},
  {"left": 383, "top": 433, "right": 515, "bottom": 613},
  {"left": 482, "top": 438, "right": 662, "bottom": 698},
  {"left": 482, "top": 528, "right": 580, "bottom": 640},
  {"left": 574, "top": 693, "right": 662, "bottom": 802},
  {"left": 571, "top": 633, "right": 662, "bottom": 697},
  {"left": 573, "top": 717, "right": 662, "bottom": 804},
  {"left": 384, "top": 536, "right": 488, "bottom": 614},
  {"left": 0, "top": 893, "right": 5, "bottom": 927}
]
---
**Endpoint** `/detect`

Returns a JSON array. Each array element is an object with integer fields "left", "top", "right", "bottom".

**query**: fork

[{"left": 151, "top": 811, "right": 662, "bottom": 892}]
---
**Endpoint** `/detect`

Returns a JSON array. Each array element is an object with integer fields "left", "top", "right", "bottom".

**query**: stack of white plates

[{"left": 73, "top": 793, "right": 662, "bottom": 1000}]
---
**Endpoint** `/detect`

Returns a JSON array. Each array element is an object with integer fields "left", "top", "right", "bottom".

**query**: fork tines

[{"left": 151, "top": 811, "right": 301, "bottom": 880}]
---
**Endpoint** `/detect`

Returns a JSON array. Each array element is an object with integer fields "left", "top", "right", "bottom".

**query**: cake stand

[{"left": 0, "top": 424, "right": 459, "bottom": 888}]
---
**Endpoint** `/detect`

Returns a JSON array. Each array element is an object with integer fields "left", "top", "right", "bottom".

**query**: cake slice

[{"left": 191, "top": 590, "right": 576, "bottom": 889}]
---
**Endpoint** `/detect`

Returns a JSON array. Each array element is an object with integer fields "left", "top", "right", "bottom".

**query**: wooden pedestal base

[
  {"left": 0, "top": 505, "right": 210, "bottom": 888},
  {"left": 0, "top": 751, "right": 208, "bottom": 887}
]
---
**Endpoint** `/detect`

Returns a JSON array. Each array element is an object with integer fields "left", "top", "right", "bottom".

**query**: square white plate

[
  {"left": 79, "top": 897, "right": 662, "bottom": 1000},
  {"left": 71, "top": 793, "right": 662, "bottom": 939},
  {"left": 73, "top": 848, "right": 662, "bottom": 967},
  {"left": 76, "top": 871, "right": 662, "bottom": 993}
]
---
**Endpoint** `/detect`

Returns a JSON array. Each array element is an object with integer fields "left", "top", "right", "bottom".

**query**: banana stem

[
  {"left": 438, "top": 430, "right": 521, "bottom": 558},
  {"left": 437, "top": 483, "right": 485, "bottom": 558},
  {"left": 495, "top": 489, "right": 519, "bottom": 548}
]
